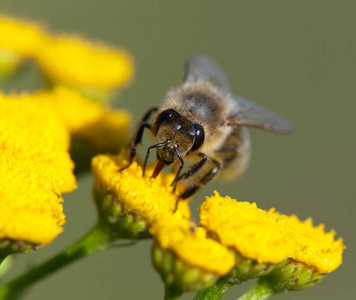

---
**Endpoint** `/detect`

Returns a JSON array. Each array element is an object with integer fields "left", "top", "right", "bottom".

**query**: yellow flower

[
  {"left": 151, "top": 214, "right": 235, "bottom": 292},
  {"left": 200, "top": 191, "right": 344, "bottom": 274},
  {"left": 92, "top": 154, "right": 190, "bottom": 238},
  {"left": 92, "top": 154, "right": 190, "bottom": 224},
  {"left": 0, "top": 15, "right": 47, "bottom": 57},
  {"left": 36, "top": 35, "right": 134, "bottom": 90},
  {"left": 0, "top": 92, "right": 76, "bottom": 248},
  {"left": 0, "top": 15, "right": 134, "bottom": 94},
  {"left": 0, "top": 87, "right": 131, "bottom": 248},
  {"left": 37, "top": 87, "right": 132, "bottom": 155},
  {"left": 0, "top": 16, "right": 48, "bottom": 78},
  {"left": 152, "top": 215, "right": 234, "bottom": 276}
]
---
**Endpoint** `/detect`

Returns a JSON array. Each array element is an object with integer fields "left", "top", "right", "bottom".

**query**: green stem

[
  {"left": 164, "top": 286, "right": 182, "bottom": 300},
  {"left": 0, "top": 256, "right": 7, "bottom": 266},
  {"left": 237, "top": 278, "right": 276, "bottom": 300},
  {"left": 0, "top": 221, "right": 114, "bottom": 300},
  {"left": 193, "top": 280, "right": 235, "bottom": 300}
]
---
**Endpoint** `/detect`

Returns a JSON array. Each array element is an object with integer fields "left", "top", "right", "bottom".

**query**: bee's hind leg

[{"left": 174, "top": 159, "right": 220, "bottom": 211}]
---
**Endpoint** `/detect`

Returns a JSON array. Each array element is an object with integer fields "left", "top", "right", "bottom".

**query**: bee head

[{"left": 152, "top": 109, "right": 205, "bottom": 164}]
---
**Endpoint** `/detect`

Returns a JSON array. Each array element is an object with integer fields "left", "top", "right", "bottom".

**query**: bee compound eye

[
  {"left": 190, "top": 123, "right": 205, "bottom": 152},
  {"left": 155, "top": 109, "right": 179, "bottom": 129}
]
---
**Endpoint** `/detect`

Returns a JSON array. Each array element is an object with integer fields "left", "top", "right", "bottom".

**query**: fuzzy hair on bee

[{"left": 160, "top": 81, "right": 236, "bottom": 155}]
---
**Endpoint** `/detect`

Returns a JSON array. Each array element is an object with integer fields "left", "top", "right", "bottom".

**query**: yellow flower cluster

[
  {"left": 0, "top": 15, "right": 134, "bottom": 248},
  {"left": 93, "top": 158, "right": 344, "bottom": 278},
  {"left": 200, "top": 192, "right": 344, "bottom": 274},
  {"left": 92, "top": 155, "right": 235, "bottom": 281},
  {"left": 0, "top": 93, "right": 76, "bottom": 245},
  {"left": 0, "top": 15, "right": 133, "bottom": 90},
  {"left": 0, "top": 87, "right": 132, "bottom": 245}
]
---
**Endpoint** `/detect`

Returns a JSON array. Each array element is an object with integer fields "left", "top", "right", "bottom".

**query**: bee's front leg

[
  {"left": 171, "top": 153, "right": 207, "bottom": 193},
  {"left": 119, "top": 107, "right": 158, "bottom": 172}
]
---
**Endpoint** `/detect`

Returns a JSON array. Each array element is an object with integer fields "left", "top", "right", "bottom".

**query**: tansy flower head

[
  {"left": 91, "top": 154, "right": 190, "bottom": 239},
  {"left": 36, "top": 35, "right": 134, "bottom": 92},
  {"left": 199, "top": 192, "right": 344, "bottom": 287},
  {"left": 0, "top": 92, "right": 76, "bottom": 252},
  {"left": 0, "top": 15, "right": 47, "bottom": 58},
  {"left": 151, "top": 214, "right": 235, "bottom": 294},
  {"left": 0, "top": 16, "right": 48, "bottom": 78}
]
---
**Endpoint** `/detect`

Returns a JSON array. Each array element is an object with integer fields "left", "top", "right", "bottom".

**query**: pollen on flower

[
  {"left": 200, "top": 192, "right": 344, "bottom": 274},
  {"left": 151, "top": 214, "right": 235, "bottom": 276},
  {"left": 0, "top": 15, "right": 48, "bottom": 57},
  {"left": 274, "top": 212, "right": 344, "bottom": 274},
  {"left": 92, "top": 154, "right": 191, "bottom": 223},
  {"left": 0, "top": 93, "right": 77, "bottom": 245},
  {"left": 36, "top": 35, "right": 134, "bottom": 90}
]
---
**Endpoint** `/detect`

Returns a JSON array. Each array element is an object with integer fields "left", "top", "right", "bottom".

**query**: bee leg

[
  {"left": 119, "top": 122, "right": 151, "bottom": 172},
  {"left": 170, "top": 148, "right": 185, "bottom": 191},
  {"left": 141, "top": 106, "right": 159, "bottom": 123},
  {"left": 217, "top": 145, "right": 238, "bottom": 152},
  {"left": 171, "top": 153, "right": 207, "bottom": 193},
  {"left": 216, "top": 145, "right": 239, "bottom": 167},
  {"left": 174, "top": 160, "right": 220, "bottom": 211},
  {"left": 119, "top": 107, "right": 158, "bottom": 172}
]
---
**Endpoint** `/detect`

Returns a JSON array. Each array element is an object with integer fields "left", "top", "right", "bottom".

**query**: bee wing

[
  {"left": 184, "top": 54, "right": 231, "bottom": 92},
  {"left": 227, "top": 96, "right": 293, "bottom": 134}
]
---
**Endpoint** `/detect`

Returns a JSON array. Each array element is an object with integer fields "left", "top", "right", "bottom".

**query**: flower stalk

[
  {"left": 193, "top": 278, "right": 235, "bottom": 300},
  {"left": 164, "top": 287, "right": 182, "bottom": 300},
  {"left": 237, "top": 277, "right": 276, "bottom": 300},
  {"left": 0, "top": 255, "right": 7, "bottom": 266},
  {"left": 0, "top": 221, "right": 115, "bottom": 300}
]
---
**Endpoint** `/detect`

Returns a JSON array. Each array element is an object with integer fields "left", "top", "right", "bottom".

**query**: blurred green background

[{"left": 1, "top": 0, "right": 355, "bottom": 299}]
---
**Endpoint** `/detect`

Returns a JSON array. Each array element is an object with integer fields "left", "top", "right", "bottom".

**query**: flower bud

[
  {"left": 0, "top": 239, "right": 38, "bottom": 255},
  {"left": 260, "top": 259, "right": 324, "bottom": 292}
]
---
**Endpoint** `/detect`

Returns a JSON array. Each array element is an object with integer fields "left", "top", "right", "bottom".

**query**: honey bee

[{"left": 121, "top": 55, "right": 293, "bottom": 206}]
